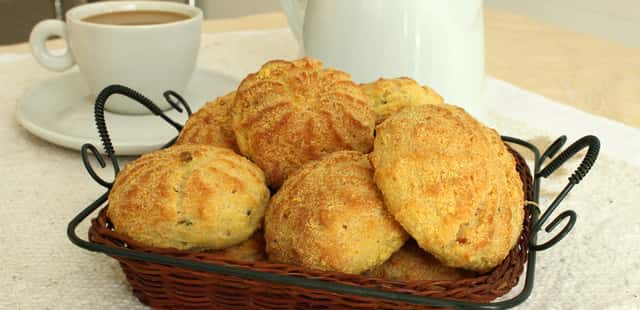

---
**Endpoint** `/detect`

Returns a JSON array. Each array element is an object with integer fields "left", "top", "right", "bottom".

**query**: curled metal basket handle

[
  {"left": 81, "top": 85, "right": 192, "bottom": 189},
  {"left": 531, "top": 135, "right": 600, "bottom": 251}
]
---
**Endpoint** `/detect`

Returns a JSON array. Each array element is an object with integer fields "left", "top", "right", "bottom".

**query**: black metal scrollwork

[
  {"left": 163, "top": 90, "right": 192, "bottom": 117},
  {"left": 80, "top": 84, "right": 192, "bottom": 189},
  {"left": 531, "top": 135, "right": 600, "bottom": 251}
]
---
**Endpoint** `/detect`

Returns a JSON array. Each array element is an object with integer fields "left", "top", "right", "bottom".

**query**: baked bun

[
  {"left": 360, "top": 77, "right": 443, "bottom": 124},
  {"left": 370, "top": 104, "right": 524, "bottom": 272},
  {"left": 365, "top": 240, "right": 474, "bottom": 281},
  {"left": 213, "top": 231, "right": 265, "bottom": 262},
  {"left": 176, "top": 91, "right": 239, "bottom": 152},
  {"left": 265, "top": 151, "right": 408, "bottom": 274},
  {"left": 232, "top": 58, "right": 375, "bottom": 187},
  {"left": 107, "top": 144, "right": 270, "bottom": 250}
]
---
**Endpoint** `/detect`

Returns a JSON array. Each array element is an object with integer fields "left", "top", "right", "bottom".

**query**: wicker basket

[{"left": 88, "top": 148, "right": 533, "bottom": 309}]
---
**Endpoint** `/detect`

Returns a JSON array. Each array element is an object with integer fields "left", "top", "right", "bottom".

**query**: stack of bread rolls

[{"left": 106, "top": 58, "right": 524, "bottom": 280}]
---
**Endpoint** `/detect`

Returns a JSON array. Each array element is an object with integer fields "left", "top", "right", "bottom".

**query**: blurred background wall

[
  {"left": 195, "top": 0, "right": 280, "bottom": 19},
  {"left": 1, "top": 0, "right": 638, "bottom": 47},
  {"left": 488, "top": 0, "right": 639, "bottom": 47},
  {"left": 0, "top": 0, "right": 85, "bottom": 45}
]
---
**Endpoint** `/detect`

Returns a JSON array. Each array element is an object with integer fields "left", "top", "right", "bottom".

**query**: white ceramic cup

[
  {"left": 282, "top": 0, "right": 486, "bottom": 121},
  {"left": 30, "top": 1, "right": 202, "bottom": 115}
]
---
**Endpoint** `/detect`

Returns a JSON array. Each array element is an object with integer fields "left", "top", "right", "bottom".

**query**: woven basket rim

[{"left": 88, "top": 146, "right": 534, "bottom": 304}]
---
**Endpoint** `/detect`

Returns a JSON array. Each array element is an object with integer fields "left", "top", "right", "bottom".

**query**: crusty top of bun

[
  {"left": 108, "top": 144, "right": 270, "bottom": 250},
  {"left": 232, "top": 58, "right": 375, "bottom": 187}
]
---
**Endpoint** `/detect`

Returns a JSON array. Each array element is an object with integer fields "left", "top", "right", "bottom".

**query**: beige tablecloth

[{"left": 1, "top": 28, "right": 639, "bottom": 309}]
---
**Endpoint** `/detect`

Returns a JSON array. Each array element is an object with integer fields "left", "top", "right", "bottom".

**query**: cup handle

[{"left": 29, "top": 19, "right": 75, "bottom": 72}]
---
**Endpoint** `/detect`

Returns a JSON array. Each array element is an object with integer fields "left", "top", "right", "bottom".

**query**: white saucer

[{"left": 16, "top": 68, "right": 238, "bottom": 155}]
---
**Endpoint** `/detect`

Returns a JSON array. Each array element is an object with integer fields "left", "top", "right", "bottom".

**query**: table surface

[{"left": 2, "top": 8, "right": 638, "bottom": 128}]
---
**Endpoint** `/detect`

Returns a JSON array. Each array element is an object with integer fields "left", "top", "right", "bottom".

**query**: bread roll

[
  {"left": 365, "top": 240, "right": 474, "bottom": 281},
  {"left": 107, "top": 144, "right": 270, "bottom": 250},
  {"left": 370, "top": 104, "right": 524, "bottom": 272},
  {"left": 176, "top": 91, "right": 238, "bottom": 152},
  {"left": 213, "top": 230, "right": 265, "bottom": 262},
  {"left": 360, "top": 77, "right": 443, "bottom": 124},
  {"left": 265, "top": 151, "right": 407, "bottom": 274},
  {"left": 232, "top": 58, "right": 375, "bottom": 187}
]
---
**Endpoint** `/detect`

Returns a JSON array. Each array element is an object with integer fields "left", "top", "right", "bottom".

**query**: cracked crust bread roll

[
  {"left": 232, "top": 58, "right": 375, "bottom": 188},
  {"left": 107, "top": 144, "right": 270, "bottom": 250},
  {"left": 365, "top": 240, "right": 474, "bottom": 281},
  {"left": 360, "top": 77, "right": 443, "bottom": 124},
  {"left": 265, "top": 151, "right": 408, "bottom": 274},
  {"left": 370, "top": 104, "right": 524, "bottom": 273},
  {"left": 176, "top": 91, "right": 239, "bottom": 153}
]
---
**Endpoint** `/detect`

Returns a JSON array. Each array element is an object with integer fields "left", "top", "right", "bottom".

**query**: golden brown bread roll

[
  {"left": 365, "top": 240, "right": 474, "bottom": 281},
  {"left": 232, "top": 58, "right": 375, "bottom": 188},
  {"left": 360, "top": 77, "right": 443, "bottom": 124},
  {"left": 107, "top": 144, "right": 270, "bottom": 250},
  {"left": 176, "top": 91, "right": 239, "bottom": 152},
  {"left": 265, "top": 151, "right": 408, "bottom": 274},
  {"left": 213, "top": 230, "right": 265, "bottom": 262},
  {"left": 370, "top": 104, "right": 524, "bottom": 273}
]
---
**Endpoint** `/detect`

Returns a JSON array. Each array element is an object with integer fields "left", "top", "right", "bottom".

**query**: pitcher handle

[{"left": 281, "top": 0, "right": 306, "bottom": 44}]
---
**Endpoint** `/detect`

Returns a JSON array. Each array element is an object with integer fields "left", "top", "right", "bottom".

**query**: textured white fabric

[{"left": 1, "top": 29, "right": 638, "bottom": 309}]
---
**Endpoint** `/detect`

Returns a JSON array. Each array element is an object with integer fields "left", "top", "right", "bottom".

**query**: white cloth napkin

[{"left": 0, "top": 29, "right": 638, "bottom": 310}]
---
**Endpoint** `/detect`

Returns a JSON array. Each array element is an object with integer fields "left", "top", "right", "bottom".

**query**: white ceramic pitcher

[{"left": 281, "top": 0, "right": 486, "bottom": 121}]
